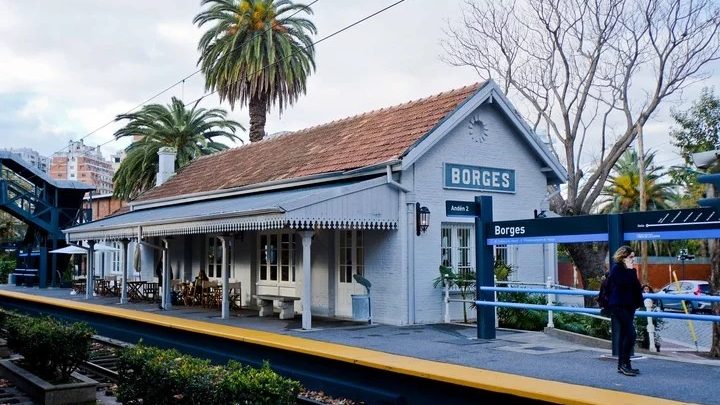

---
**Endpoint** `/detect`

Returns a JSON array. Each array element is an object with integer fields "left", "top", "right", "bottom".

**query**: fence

[{"left": 441, "top": 276, "right": 720, "bottom": 351}]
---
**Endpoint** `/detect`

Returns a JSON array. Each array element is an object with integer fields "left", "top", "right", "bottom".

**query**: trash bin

[
  {"left": 352, "top": 274, "right": 372, "bottom": 323},
  {"left": 352, "top": 294, "right": 371, "bottom": 322},
  {"left": 7, "top": 273, "right": 15, "bottom": 285}
]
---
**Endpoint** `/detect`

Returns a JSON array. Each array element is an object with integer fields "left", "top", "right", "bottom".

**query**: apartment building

[
  {"left": 49, "top": 140, "right": 114, "bottom": 195},
  {"left": 1, "top": 148, "right": 49, "bottom": 172}
]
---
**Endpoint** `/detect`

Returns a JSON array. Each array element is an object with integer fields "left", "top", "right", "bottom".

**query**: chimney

[{"left": 156, "top": 147, "right": 177, "bottom": 186}]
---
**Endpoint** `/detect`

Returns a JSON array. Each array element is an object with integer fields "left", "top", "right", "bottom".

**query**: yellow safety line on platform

[{"left": 0, "top": 290, "right": 688, "bottom": 405}]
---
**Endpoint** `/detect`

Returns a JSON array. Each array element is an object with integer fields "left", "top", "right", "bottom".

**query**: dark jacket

[{"left": 607, "top": 262, "right": 643, "bottom": 309}]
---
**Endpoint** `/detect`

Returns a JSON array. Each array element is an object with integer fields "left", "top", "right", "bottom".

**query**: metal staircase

[{"left": 0, "top": 151, "right": 94, "bottom": 287}]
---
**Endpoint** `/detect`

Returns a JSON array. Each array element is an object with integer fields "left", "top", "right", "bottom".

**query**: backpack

[{"left": 598, "top": 275, "right": 610, "bottom": 309}]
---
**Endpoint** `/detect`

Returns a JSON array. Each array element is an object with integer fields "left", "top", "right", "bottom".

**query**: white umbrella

[
  {"left": 86, "top": 243, "right": 120, "bottom": 252},
  {"left": 49, "top": 243, "right": 120, "bottom": 254},
  {"left": 49, "top": 245, "right": 87, "bottom": 254}
]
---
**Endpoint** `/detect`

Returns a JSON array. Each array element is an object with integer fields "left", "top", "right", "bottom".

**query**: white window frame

[
  {"left": 258, "top": 232, "right": 296, "bottom": 287},
  {"left": 338, "top": 230, "right": 364, "bottom": 283},
  {"left": 206, "top": 236, "right": 232, "bottom": 280},
  {"left": 440, "top": 224, "right": 474, "bottom": 276},
  {"left": 109, "top": 241, "right": 121, "bottom": 273},
  {"left": 440, "top": 225, "right": 516, "bottom": 277}
]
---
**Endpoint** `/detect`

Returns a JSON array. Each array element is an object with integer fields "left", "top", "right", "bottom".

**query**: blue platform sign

[{"left": 444, "top": 163, "right": 515, "bottom": 193}]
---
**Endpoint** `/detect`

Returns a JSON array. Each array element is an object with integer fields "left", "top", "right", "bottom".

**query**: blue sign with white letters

[{"left": 443, "top": 163, "right": 515, "bottom": 193}]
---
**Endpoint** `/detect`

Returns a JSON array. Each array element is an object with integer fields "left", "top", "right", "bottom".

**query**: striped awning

[{"left": 64, "top": 177, "right": 399, "bottom": 241}]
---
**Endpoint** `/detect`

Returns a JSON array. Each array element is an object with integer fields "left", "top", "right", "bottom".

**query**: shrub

[
  {"left": 0, "top": 257, "right": 15, "bottom": 284},
  {"left": 554, "top": 312, "right": 611, "bottom": 339},
  {"left": 5, "top": 315, "right": 94, "bottom": 382},
  {"left": 117, "top": 344, "right": 302, "bottom": 405},
  {"left": 220, "top": 361, "right": 301, "bottom": 405},
  {"left": 497, "top": 292, "right": 547, "bottom": 331}
]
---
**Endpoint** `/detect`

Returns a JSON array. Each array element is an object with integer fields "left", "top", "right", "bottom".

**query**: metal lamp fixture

[{"left": 416, "top": 203, "right": 430, "bottom": 236}]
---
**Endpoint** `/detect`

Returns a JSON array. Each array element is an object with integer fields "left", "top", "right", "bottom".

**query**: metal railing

[{"left": 441, "top": 277, "right": 720, "bottom": 351}]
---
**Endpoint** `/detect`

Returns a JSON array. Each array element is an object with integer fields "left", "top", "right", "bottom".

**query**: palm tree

[
  {"left": 194, "top": 0, "right": 317, "bottom": 142},
  {"left": 599, "top": 149, "right": 678, "bottom": 214},
  {"left": 599, "top": 149, "right": 678, "bottom": 258},
  {"left": 112, "top": 97, "right": 243, "bottom": 200}
]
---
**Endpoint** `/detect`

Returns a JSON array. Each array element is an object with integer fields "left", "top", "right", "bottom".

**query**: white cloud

[
  {"left": 156, "top": 22, "right": 201, "bottom": 47},
  {"left": 0, "top": 0, "right": 716, "bottom": 175}
]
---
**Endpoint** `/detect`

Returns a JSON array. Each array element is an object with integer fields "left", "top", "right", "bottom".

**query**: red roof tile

[{"left": 136, "top": 83, "right": 482, "bottom": 202}]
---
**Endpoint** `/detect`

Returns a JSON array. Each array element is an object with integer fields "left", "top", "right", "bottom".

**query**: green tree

[
  {"left": 669, "top": 88, "right": 720, "bottom": 207},
  {"left": 113, "top": 97, "right": 243, "bottom": 200},
  {"left": 0, "top": 212, "right": 25, "bottom": 242},
  {"left": 194, "top": 0, "right": 317, "bottom": 142},
  {"left": 599, "top": 149, "right": 677, "bottom": 213},
  {"left": 670, "top": 88, "right": 720, "bottom": 166},
  {"left": 668, "top": 88, "right": 720, "bottom": 358},
  {"left": 444, "top": 0, "right": 720, "bottom": 287}
]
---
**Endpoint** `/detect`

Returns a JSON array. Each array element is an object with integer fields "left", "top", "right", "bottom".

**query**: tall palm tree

[
  {"left": 599, "top": 149, "right": 678, "bottom": 213},
  {"left": 599, "top": 149, "right": 678, "bottom": 258},
  {"left": 194, "top": 0, "right": 317, "bottom": 142},
  {"left": 112, "top": 97, "right": 243, "bottom": 200}
]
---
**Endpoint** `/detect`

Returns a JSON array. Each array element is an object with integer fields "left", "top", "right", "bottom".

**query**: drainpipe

[{"left": 386, "top": 165, "right": 411, "bottom": 192}]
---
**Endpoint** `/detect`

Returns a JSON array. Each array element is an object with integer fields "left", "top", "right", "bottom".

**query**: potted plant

[{"left": 1, "top": 314, "right": 97, "bottom": 404}]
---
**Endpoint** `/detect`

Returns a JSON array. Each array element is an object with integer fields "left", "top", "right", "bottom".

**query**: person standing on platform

[{"left": 607, "top": 245, "right": 644, "bottom": 376}]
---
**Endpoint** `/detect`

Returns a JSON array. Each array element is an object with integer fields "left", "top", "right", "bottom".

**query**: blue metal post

[
  {"left": 607, "top": 214, "right": 622, "bottom": 357},
  {"left": 475, "top": 196, "right": 495, "bottom": 339},
  {"left": 39, "top": 245, "right": 47, "bottom": 288}
]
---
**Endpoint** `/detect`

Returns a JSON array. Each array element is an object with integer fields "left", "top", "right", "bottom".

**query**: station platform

[{"left": 0, "top": 284, "right": 717, "bottom": 404}]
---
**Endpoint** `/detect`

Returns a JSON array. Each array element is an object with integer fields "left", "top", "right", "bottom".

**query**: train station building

[{"left": 64, "top": 80, "right": 567, "bottom": 328}]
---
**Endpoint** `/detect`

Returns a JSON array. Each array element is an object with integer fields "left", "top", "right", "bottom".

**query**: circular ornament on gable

[{"left": 468, "top": 116, "right": 487, "bottom": 143}]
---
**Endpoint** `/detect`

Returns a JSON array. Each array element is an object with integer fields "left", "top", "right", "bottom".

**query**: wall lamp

[{"left": 416, "top": 203, "right": 430, "bottom": 236}]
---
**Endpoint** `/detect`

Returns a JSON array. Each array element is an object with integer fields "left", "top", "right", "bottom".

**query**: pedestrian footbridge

[{"left": 0, "top": 151, "right": 93, "bottom": 287}]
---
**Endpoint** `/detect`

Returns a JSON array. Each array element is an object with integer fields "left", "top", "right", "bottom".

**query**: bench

[
  {"left": 253, "top": 295, "right": 300, "bottom": 319},
  {"left": 12, "top": 268, "right": 38, "bottom": 287}
]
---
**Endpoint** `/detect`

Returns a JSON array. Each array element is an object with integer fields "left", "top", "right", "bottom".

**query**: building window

[
  {"left": 206, "top": 237, "right": 232, "bottom": 279},
  {"left": 259, "top": 233, "right": 295, "bottom": 283},
  {"left": 440, "top": 224, "right": 474, "bottom": 275},
  {"left": 110, "top": 242, "right": 121, "bottom": 273},
  {"left": 494, "top": 245, "right": 508, "bottom": 266},
  {"left": 338, "top": 230, "right": 363, "bottom": 283}
]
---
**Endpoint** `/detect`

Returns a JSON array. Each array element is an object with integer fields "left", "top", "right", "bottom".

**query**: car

[{"left": 656, "top": 280, "right": 713, "bottom": 313}]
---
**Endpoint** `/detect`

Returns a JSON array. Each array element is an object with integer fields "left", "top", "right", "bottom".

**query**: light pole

[{"left": 677, "top": 249, "right": 695, "bottom": 280}]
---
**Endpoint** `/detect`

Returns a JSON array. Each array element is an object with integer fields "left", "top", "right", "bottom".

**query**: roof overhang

[{"left": 64, "top": 177, "right": 399, "bottom": 241}]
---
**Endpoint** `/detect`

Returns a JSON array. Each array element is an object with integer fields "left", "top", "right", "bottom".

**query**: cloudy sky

[{"left": 0, "top": 0, "right": 716, "bottom": 171}]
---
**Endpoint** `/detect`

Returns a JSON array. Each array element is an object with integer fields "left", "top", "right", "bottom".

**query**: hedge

[{"left": 117, "top": 344, "right": 301, "bottom": 405}]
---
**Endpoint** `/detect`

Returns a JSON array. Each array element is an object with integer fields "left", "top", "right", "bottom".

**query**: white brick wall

[{"left": 407, "top": 103, "right": 550, "bottom": 324}]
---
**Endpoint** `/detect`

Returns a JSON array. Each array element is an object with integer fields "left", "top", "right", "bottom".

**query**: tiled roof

[{"left": 136, "top": 83, "right": 483, "bottom": 202}]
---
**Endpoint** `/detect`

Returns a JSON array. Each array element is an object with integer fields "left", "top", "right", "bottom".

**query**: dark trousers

[{"left": 612, "top": 307, "right": 636, "bottom": 367}]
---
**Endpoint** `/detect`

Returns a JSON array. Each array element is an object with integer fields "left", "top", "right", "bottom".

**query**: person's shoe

[
  {"left": 618, "top": 365, "right": 638, "bottom": 376},
  {"left": 624, "top": 364, "right": 640, "bottom": 374}
]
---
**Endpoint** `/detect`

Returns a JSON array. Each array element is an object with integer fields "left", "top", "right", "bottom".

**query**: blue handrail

[
  {"left": 478, "top": 286, "right": 720, "bottom": 303},
  {"left": 476, "top": 300, "right": 720, "bottom": 322}
]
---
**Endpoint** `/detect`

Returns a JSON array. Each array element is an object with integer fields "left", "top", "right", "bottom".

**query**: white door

[{"left": 336, "top": 230, "right": 365, "bottom": 317}]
